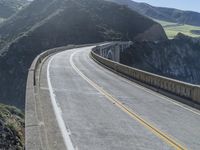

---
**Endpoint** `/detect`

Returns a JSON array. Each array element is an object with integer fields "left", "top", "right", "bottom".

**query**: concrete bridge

[
  {"left": 26, "top": 42, "right": 200, "bottom": 150},
  {"left": 95, "top": 41, "right": 132, "bottom": 62}
]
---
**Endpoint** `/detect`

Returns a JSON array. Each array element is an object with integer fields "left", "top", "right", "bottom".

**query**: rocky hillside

[
  {"left": 107, "top": 0, "right": 200, "bottom": 26},
  {"left": 191, "top": 30, "right": 200, "bottom": 35},
  {"left": 0, "top": 103, "right": 25, "bottom": 150},
  {"left": 0, "top": 0, "right": 167, "bottom": 109},
  {"left": 0, "top": 0, "right": 29, "bottom": 19},
  {"left": 120, "top": 33, "right": 200, "bottom": 85}
]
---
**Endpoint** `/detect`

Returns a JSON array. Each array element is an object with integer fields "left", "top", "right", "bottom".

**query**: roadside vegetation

[
  {"left": 155, "top": 19, "right": 200, "bottom": 39},
  {"left": 0, "top": 103, "right": 25, "bottom": 150}
]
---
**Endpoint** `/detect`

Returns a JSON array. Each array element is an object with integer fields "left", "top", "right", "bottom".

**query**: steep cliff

[{"left": 121, "top": 34, "right": 200, "bottom": 84}]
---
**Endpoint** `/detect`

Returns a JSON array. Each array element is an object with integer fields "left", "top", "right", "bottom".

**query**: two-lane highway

[{"left": 39, "top": 46, "right": 200, "bottom": 150}]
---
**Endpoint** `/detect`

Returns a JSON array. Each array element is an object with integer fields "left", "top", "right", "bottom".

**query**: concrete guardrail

[
  {"left": 25, "top": 43, "right": 104, "bottom": 149},
  {"left": 91, "top": 42, "right": 200, "bottom": 104},
  {"left": 26, "top": 41, "right": 200, "bottom": 148}
]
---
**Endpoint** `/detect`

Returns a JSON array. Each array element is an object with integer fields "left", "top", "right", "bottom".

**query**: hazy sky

[{"left": 132, "top": 0, "right": 200, "bottom": 12}]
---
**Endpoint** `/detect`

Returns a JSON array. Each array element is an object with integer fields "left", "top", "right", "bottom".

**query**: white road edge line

[
  {"left": 70, "top": 49, "right": 186, "bottom": 149},
  {"left": 47, "top": 55, "right": 75, "bottom": 150},
  {"left": 88, "top": 51, "right": 200, "bottom": 116}
]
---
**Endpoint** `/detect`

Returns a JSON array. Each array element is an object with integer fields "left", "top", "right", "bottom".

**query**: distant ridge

[{"left": 107, "top": 0, "right": 200, "bottom": 26}]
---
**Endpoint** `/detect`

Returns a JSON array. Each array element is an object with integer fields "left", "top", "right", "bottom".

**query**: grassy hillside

[
  {"left": 0, "top": 103, "right": 24, "bottom": 150},
  {"left": 0, "top": 0, "right": 167, "bottom": 108},
  {"left": 155, "top": 19, "right": 200, "bottom": 39}
]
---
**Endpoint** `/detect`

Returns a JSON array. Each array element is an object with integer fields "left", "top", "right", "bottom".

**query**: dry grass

[{"left": 155, "top": 19, "right": 200, "bottom": 39}]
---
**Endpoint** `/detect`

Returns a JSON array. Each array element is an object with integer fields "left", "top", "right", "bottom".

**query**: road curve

[{"left": 40, "top": 46, "right": 200, "bottom": 150}]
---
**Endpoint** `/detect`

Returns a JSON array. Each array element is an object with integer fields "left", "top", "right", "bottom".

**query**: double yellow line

[{"left": 70, "top": 51, "right": 187, "bottom": 150}]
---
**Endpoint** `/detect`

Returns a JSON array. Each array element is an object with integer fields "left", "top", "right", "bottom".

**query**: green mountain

[
  {"left": 107, "top": 0, "right": 200, "bottom": 27},
  {"left": 0, "top": 0, "right": 167, "bottom": 108}
]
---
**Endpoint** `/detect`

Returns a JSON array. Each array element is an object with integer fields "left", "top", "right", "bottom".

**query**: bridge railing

[
  {"left": 91, "top": 42, "right": 200, "bottom": 104},
  {"left": 26, "top": 43, "right": 104, "bottom": 149}
]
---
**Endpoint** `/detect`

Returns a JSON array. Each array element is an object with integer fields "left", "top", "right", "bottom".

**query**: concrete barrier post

[{"left": 193, "top": 86, "right": 200, "bottom": 103}]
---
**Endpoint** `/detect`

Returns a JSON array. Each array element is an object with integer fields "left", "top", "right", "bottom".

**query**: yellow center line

[{"left": 70, "top": 50, "right": 187, "bottom": 150}]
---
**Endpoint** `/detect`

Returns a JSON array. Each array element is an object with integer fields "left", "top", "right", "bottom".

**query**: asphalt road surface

[{"left": 40, "top": 46, "right": 200, "bottom": 150}]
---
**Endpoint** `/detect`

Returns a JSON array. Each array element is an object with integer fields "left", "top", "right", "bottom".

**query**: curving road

[{"left": 39, "top": 46, "right": 200, "bottom": 150}]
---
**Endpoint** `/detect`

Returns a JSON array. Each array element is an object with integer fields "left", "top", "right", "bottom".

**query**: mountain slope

[
  {"left": 0, "top": 0, "right": 167, "bottom": 108},
  {"left": 0, "top": 0, "right": 29, "bottom": 19},
  {"left": 107, "top": 0, "right": 200, "bottom": 27},
  {"left": 120, "top": 34, "right": 200, "bottom": 84}
]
